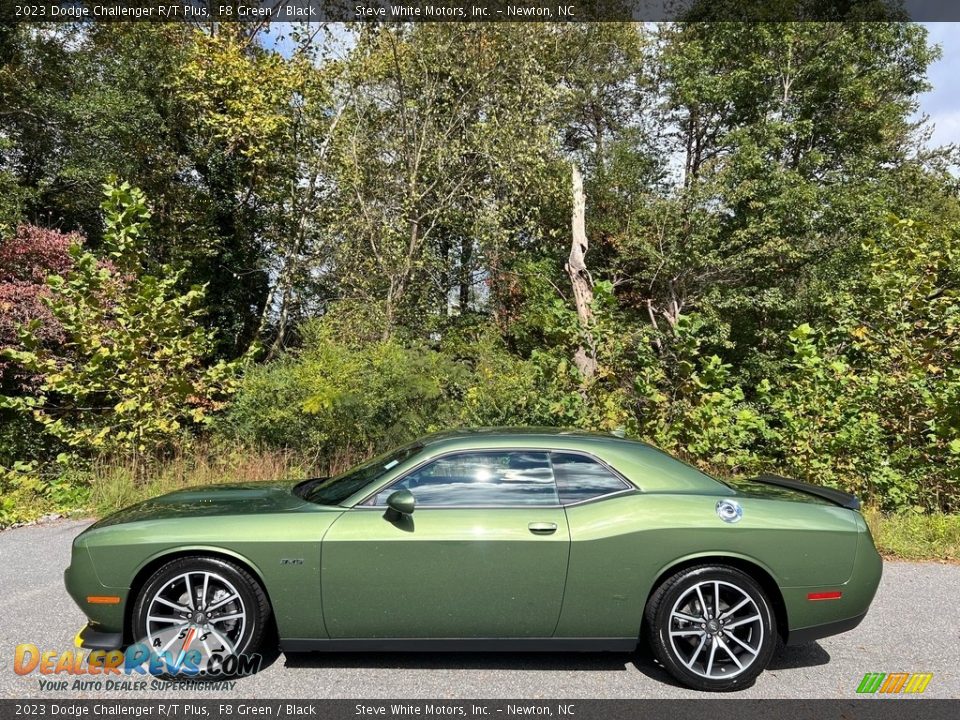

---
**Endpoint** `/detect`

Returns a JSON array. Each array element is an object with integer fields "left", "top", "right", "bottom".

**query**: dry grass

[
  {"left": 89, "top": 443, "right": 320, "bottom": 517},
  {"left": 863, "top": 507, "right": 960, "bottom": 562},
  {"left": 13, "top": 448, "right": 960, "bottom": 565}
]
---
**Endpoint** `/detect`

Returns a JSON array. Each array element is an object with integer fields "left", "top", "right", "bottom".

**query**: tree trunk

[
  {"left": 566, "top": 163, "right": 597, "bottom": 380},
  {"left": 459, "top": 236, "right": 473, "bottom": 312},
  {"left": 382, "top": 281, "right": 396, "bottom": 342}
]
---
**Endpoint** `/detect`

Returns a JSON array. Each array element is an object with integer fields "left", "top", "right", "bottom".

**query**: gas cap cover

[{"left": 716, "top": 499, "right": 743, "bottom": 524}]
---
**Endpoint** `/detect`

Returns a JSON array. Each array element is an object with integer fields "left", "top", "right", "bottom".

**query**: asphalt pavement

[{"left": 1, "top": 518, "right": 957, "bottom": 699}]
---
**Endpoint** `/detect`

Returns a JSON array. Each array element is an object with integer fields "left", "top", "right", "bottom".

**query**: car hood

[{"left": 89, "top": 480, "right": 318, "bottom": 529}]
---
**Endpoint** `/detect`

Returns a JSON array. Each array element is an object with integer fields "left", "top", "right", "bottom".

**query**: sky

[{"left": 918, "top": 23, "right": 960, "bottom": 148}]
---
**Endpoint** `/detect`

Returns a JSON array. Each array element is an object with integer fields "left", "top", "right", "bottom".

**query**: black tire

[
  {"left": 645, "top": 564, "right": 777, "bottom": 692},
  {"left": 132, "top": 556, "right": 271, "bottom": 679}
]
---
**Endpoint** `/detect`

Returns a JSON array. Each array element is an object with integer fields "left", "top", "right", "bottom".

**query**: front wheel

[
  {"left": 131, "top": 556, "right": 271, "bottom": 678},
  {"left": 645, "top": 565, "right": 777, "bottom": 691}
]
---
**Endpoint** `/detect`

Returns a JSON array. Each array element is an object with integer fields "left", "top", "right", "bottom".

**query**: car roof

[
  {"left": 419, "top": 427, "right": 638, "bottom": 448},
  {"left": 412, "top": 428, "right": 727, "bottom": 495}
]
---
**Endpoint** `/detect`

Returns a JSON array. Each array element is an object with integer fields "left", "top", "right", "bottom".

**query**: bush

[
  {"left": 220, "top": 319, "right": 467, "bottom": 472},
  {"left": 0, "top": 225, "right": 78, "bottom": 465},
  {"left": 88, "top": 441, "right": 312, "bottom": 518},
  {"left": 1, "top": 183, "right": 237, "bottom": 461}
]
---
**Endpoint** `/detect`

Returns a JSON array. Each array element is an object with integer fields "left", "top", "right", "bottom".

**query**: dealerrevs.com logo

[
  {"left": 856, "top": 672, "right": 934, "bottom": 695},
  {"left": 14, "top": 641, "right": 261, "bottom": 688}
]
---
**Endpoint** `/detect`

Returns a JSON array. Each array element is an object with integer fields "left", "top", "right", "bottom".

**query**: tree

[
  {"left": 1, "top": 182, "right": 236, "bottom": 461},
  {"left": 0, "top": 24, "right": 294, "bottom": 358},
  {"left": 0, "top": 225, "right": 77, "bottom": 389},
  {"left": 177, "top": 27, "right": 344, "bottom": 357},
  {"left": 0, "top": 224, "right": 79, "bottom": 467},
  {"left": 607, "top": 22, "right": 940, "bottom": 364},
  {"left": 566, "top": 164, "right": 597, "bottom": 380},
  {"left": 327, "top": 24, "right": 564, "bottom": 340},
  {"left": 764, "top": 215, "right": 960, "bottom": 510}
]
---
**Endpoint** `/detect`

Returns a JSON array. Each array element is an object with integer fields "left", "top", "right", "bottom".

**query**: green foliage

[
  {"left": 0, "top": 461, "right": 50, "bottom": 527},
  {"left": 100, "top": 181, "right": 152, "bottom": 271},
  {"left": 3, "top": 22, "right": 960, "bottom": 526},
  {"left": 1, "top": 182, "right": 236, "bottom": 461},
  {"left": 747, "top": 216, "right": 960, "bottom": 511},
  {"left": 761, "top": 323, "right": 901, "bottom": 504},
  {"left": 220, "top": 317, "right": 465, "bottom": 471},
  {"left": 649, "top": 340, "right": 768, "bottom": 472},
  {"left": 0, "top": 454, "right": 91, "bottom": 527}
]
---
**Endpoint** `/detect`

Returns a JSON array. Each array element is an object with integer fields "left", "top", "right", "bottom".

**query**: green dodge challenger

[{"left": 65, "top": 429, "right": 882, "bottom": 691}]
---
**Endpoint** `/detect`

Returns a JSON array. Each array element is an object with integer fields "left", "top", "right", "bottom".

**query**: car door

[
  {"left": 549, "top": 451, "right": 646, "bottom": 639},
  {"left": 320, "top": 450, "right": 570, "bottom": 639}
]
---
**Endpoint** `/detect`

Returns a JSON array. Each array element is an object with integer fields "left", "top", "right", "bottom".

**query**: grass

[
  {"left": 4, "top": 448, "right": 960, "bottom": 563},
  {"left": 0, "top": 443, "right": 323, "bottom": 527},
  {"left": 87, "top": 443, "right": 319, "bottom": 519},
  {"left": 863, "top": 507, "right": 960, "bottom": 562}
]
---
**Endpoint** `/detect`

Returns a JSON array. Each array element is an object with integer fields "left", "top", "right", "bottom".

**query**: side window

[
  {"left": 372, "top": 451, "right": 558, "bottom": 507},
  {"left": 551, "top": 452, "right": 631, "bottom": 505}
]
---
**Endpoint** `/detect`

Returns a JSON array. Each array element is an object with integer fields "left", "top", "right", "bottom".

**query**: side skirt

[{"left": 281, "top": 638, "right": 638, "bottom": 653}]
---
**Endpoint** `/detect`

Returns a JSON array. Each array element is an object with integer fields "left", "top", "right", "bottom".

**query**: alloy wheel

[
  {"left": 666, "top": 579, "right": 764, "bottom": 680},
  {"left": 144, "top": 569, "right": 247, "bottom": 674}
]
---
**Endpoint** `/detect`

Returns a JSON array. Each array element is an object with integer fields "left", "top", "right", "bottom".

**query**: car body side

[{"left": 65, "top": 432, "right": 882, "bottom": 650}]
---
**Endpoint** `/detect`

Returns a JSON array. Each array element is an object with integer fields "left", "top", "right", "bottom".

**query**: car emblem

[{"left": 716, "top": 499, "right": 743, "bottom": 523}]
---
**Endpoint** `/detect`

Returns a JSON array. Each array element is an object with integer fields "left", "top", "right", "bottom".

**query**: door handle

[{"left": 528, "top": 522, "right": 558, "bottom": 535}]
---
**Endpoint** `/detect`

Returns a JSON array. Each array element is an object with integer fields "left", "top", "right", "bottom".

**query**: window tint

[
  {"left": 551, "top": 452, "right": 630, "bottom": 504},
  {"left": 373, "top": 451, "right": 558, "bottom": 507}
]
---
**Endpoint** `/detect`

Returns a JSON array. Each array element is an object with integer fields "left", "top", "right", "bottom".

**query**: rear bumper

[
  {"left": 784, "top": 516, "right": 882, "bottom": 644},
  {"left": 786, "top": 610, "right": 867, "bottom": 646}
]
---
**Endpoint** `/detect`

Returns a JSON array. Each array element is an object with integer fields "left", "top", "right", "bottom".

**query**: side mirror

[{"left": 386, "top": 489, "right": 415, "bottom": 516}]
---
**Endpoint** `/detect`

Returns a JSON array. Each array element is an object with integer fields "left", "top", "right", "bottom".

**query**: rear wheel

[
  {"left": 132, "top": 556, "right": 270, "bottom": 678},
  {"left": 645, "top": 565, "right": 776, "bottom": 691}
]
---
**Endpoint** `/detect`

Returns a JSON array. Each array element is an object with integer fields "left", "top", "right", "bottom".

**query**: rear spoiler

[{"left": 753, "top": 473, "right": 861, "bottom": 511}]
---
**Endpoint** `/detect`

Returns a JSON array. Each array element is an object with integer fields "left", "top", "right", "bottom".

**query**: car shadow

[
  {"left": 628, "top": 641, "right": 831, "bottom": 690},
  {"left": 282, "top": 650, "right": 632, "bottom": 672},
  {"left": 767, "top": 642, "right": 831, "bottom": 670},
  {"left": 626, "top": 644, "right": 689, "bottom": 688}
]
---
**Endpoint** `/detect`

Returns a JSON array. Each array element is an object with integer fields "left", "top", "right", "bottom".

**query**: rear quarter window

[{"left": 551, "top": 452, "right": 631, "bottom": 504}]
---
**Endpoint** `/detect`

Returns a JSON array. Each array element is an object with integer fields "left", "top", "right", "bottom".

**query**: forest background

[{"left": 2, "top": 20, "right": 959, "bottom": 558}]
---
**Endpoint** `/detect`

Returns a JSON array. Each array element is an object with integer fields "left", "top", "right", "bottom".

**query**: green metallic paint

[
  {"left": 64, "top": 429, "right": 882, "bottom": 651},
  {"left": 553, "top": 492, "right": 858, "bottom": 638},
  {"left": 385, "top": 489, "right": 416, "bottom": 516},
  {"left": 321, "top": 507, "right": 569, "bottom": 638},
  {"left": 89, "top": 481, "right": 310, "bottom": 529},
  {"left": 72, "top": 488, "right": 342, "bottom": 640}
]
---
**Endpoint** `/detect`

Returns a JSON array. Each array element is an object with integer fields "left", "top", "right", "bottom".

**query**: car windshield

[{"left": 295, "top": 442, "right": 425, "bottom": 506}]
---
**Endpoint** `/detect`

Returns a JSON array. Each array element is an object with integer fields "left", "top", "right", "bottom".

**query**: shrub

[
  {"left": 1, "top": 183, "right": 237, "bottom": 462},
  {"left": 220, "top": 319, "right": 466, "bottom": 472}
]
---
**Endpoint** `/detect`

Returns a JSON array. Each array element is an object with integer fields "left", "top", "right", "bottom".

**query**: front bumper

[
  {"left": 75, "top": 623, "right": 124, "bottom": 651},
  {"left": 64, "top": 541, "right": 128, "bottom": 639}
]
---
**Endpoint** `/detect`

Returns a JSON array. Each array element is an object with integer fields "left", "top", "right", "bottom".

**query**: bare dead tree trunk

[{"left": 566, "top": 163, "right": 597, "bottom": 381}]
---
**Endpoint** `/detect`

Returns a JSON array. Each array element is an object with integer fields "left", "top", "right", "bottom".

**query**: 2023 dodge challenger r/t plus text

[{"left": 65, "top": 429, "right": 882, "bottom": 691}]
